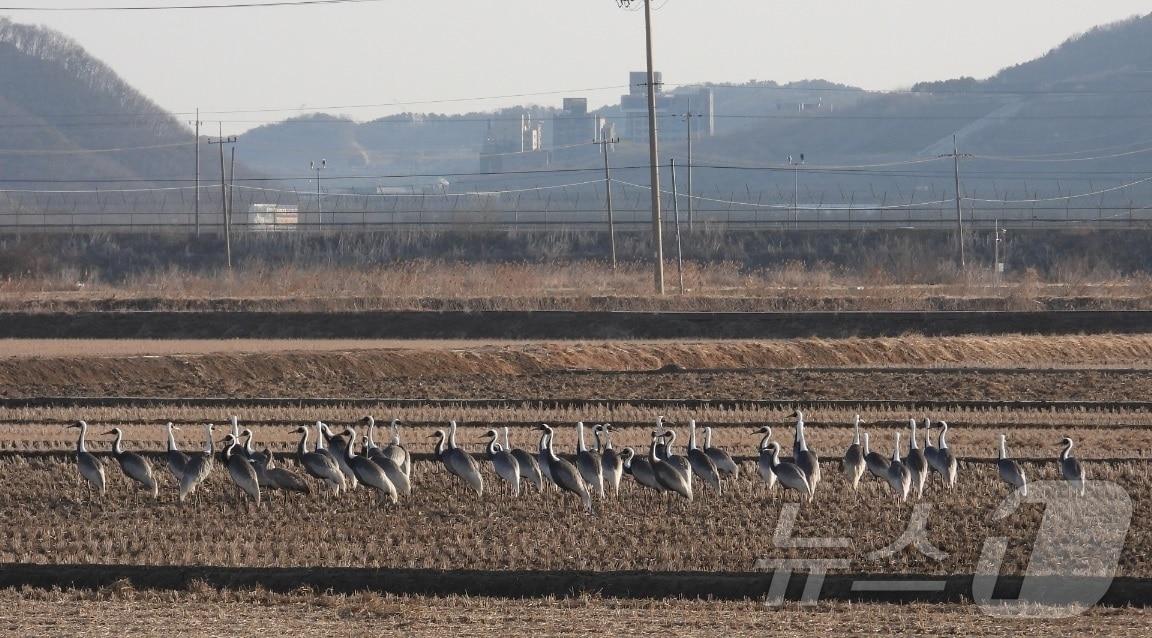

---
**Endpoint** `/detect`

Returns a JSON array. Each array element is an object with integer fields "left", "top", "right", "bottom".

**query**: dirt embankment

[{"left": 3, "top": 335, "right": 1152, "bottom": 398}]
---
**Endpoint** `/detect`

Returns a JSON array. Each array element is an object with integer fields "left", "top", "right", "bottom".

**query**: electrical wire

[{"left": 0, "top": 0, "right": 385, "bottom": 10}]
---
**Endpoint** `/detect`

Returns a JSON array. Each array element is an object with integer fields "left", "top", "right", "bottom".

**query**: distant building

[
  {"left": 480, "top": 111, "right": 544, "bottom": 172},
  {"left": 247, "top": 204, "right": 298, "bottom": 231},
  {"left": 776, "top": 97, "right": 830, "bottom": 112},
  {"left": 553, "top": 98, "right": 601, "bottom": 149},
  {"left": 619, "top": 71, "right": 715, "bottom": 142}
]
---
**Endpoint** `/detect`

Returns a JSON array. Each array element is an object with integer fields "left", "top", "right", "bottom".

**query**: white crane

[
  {"left": 535, "top": 424, "right": 592, "bottom": 512},
  {"left": 904, "top": 418, "right": 928, "bottom": 499},
  {"left": 762, "top": 441, "right": 812, "bottom": 503},
  {"left": 1058, "top": 436, "right": 1085, "bottom": 497},
  {"left": 575, "top": 422, "right": 605, "bottom": 498},
  {"left": 291, "top": 425, "right": 345, "bottom": 496},
  {"left": 842, "top": 415, "right": 866, "bottom": 492},
  {"left": 936, "top": 421, "right": 958, "bottom": 490},
  {"left": 687, "top": 420, "right": 722, "bottom": 495},
  {"left": 886, "top": 432, "right": 911, "bottom": 502},
  {"left": 702, "top": 426, "right": 739, "bottom": 479},
  {"left": 221, "top": 433, "right": 261, "bottom": 506},
  {"left": 863, "top": 431, "right": 890, "bottom": 482},
  {"left": 67, "top": 421, "right": 105, "bottom": 499},
  {"left": 484, "top": 428, "right": 522, "bottom": 497},
  {"left": 997, "top": 433, "right": 1027, "bottom": 496},
  {"left": 595, "top": 424, "right": 623, "bottom": 497},
  {"left": 345, "top": 426, "right": 398, "bottom": 505},
  {"left": 179, "top": 423, "right": 215, "bottom": 503},
  {"left": 752, "top": 426, "right": 777, "bottom": 491},
  {"left": 504, "top": 426, "right": 543, "bottom": 492},
  {"left": 620, "top": 446, "right": 662, "bottom": 492},
  {"left": 164, "top": 422, "right": 189, "bottom": 484},
  {"left": 104, "top": 427, "right": 157, "bottom": 500},
  {"left": 790, "top": 410, "right": 821, "bottom": 495}
]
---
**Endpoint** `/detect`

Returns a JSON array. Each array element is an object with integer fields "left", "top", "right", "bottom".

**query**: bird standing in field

[
  {"left": 887, "top": 432, "right": 912, "bottom": 502},
  {"left": 104, "top": 427, "right": 157, "bottom": 500},
  {"left": 687, "top": 420, "right": 722, "bottom": 495},
  {"left": 363, "top": 416, "right": 411, "bottom": 478},
  {"left": 345, "top": 427, "right": 397, "bottom": 505},
  {"left": 484, "top": 428, "right": 521, "bottom": 497},
  {"left": 179, "top": 423, "right": 215, "bottom": 503},
  {"left": 650, "top": 430, "right": 692, "bottom": 502},
  {"left": 595, "top": 424, "right": 624, "bottom": 498},
  {"left": 997, "top": 433, "right": 1027, "bottom": 496},
  {"left": 363, "top": 420, "right": 411, "bottom": 497},
  {"left": 620, "top": 446, "right": 661, "bottom": 493},
  {"left": 253, "top": 453, "right": 311, "bottom": 496},
  {"left": 221, "top": 433, "right": 261, "bottom": 506},
  {"left": 790, "top": 410, "right": 821, "bottom": 496},
  {"left": 535, "top": 424, "right": 592, "bottom": 512},
  {"left": 660, "top": 429, "right": 692, "bottom": 481},
  {"left": 935, "top": 421, "right": 958, "bottom": 490},
  {"left": 504, "top": 426, "right": 543, "bottom": 492},
  {"left": 752, "top": 426, "right": 777, "bottom": 491},
  {"left": 321, "top": 422, "right": 359, "bottom": 490},
  {"left": 164, "top": 421, "right": 189, "bottom": 484},
  {"left": 575, "top": 422, "right": 605, "bottom": 498},
  {"left": 842, "top": 415, "right": 866, "bottom": 492},
  {"left": 923, "top": 417, "right": 941, "bottom": 477},
  {"left": 863, "top": 431, "right": 890, "bottom": 482},
  {"left": 1058, "top": 436, "right": 1085, "bottom": 497},
  {"left": 292, "top": 425, "right": 345, "bottom": 496},
  {"left": 702, "top": 426, "right": 739, "bottom": 480},
  {"left": 763, "top": 441, "right": 812, "bottom": 503},
  {"left": 67, "top": 420, "right": 105, "bottom": 499},
  {"left": 433, "top": 422, "right": 484, "bottom": 496},
  {"left": 904, "top": 418, "right": 928, "bottom": 500}
]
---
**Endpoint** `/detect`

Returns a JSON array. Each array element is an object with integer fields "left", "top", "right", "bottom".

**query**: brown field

[
  {"left": 6, "top": 259, "right": 1152, "bottom": 313},
  {"left": 0, "top": 447, "right": 1146, "bottom": 578},
  {"left": 4, "top": 587, "right": 1148, "bottom": 637}
]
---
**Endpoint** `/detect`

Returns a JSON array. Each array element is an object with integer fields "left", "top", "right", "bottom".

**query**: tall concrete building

[{"left": 619, "top": 71, "right": 714, "bottom": 143}]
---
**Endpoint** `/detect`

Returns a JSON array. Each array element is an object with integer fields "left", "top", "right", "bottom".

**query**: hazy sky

[{"left": 4, "top": 1, "right": 1150, "bottom": 133}]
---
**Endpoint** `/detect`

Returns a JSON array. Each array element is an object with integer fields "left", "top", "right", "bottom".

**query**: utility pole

[
  {"left": 311, "top": 159, "right": 327, "bottom": 229},
  {"left": 671, "top": 158, "right": 685, "bottom": 295},
  {"left": 594, "top": 135, "right": 620, "bottom": 269},
  {"left": 994, "top": 219, "right": 1007, "bottom": 287},
  {"left": 940, "top": 135, "right": 973, "bottom": 268},
  {"left": 619, "top": 0, "right": 664, "bottom": 294},
  {"left": 683, "top": 98, "right": 703, "bottom": 231},
  {"left": 193, "top": 108, "right": 201, "bottom": 237},
  {"left": 209, "top": 124, "right": 237, "bottom": 269},
  {"left": 789, "top": 154, "right": 805, "bottom": 229}
]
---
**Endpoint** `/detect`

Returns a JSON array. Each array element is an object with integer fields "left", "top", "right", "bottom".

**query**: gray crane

[
  {"left": 887, "top": 432, "right": 912, "bottom": 502},
  {"left": 660, "top": 429, "right": 692, "bottom": 480},
  {"left": 67, "top": 421, "right": 105, "bottom": 499},
  {"left": 253, "top": 453, "right": 310, "bottom": 495},
  {"left": 904, "top": 418, "right": 928, "bottom": 500},
  {"left": 997, "top": 433, "right": 1027, "bottom": 496},
  {"left": 534, "top": 424, "right": 592, "bottom": 512},
  {"left": 575, "top": 422, "right": 605, "bottom": 499},
  {"left": 104, "top": 427, "right": 157, "bottom": 500},
  {"left": 362, "top": 416, "right": 410, "bottom": 478},
  {"left": 594, "top": 424, "right": 623, "bottom": 497},
  {"left": 164, "top": 422, "right": 189, "bottom": 484},
  {"left": 292, "top": 425, "right": 345, "bottom": 495},
  {"left": 702, "top": 426, "right": 739, "bottom": 479},
  {"left": 504, "top": 426, "right": 543, "bottom": 492},
  {"left": 1058, "top": 436, "right": 1085, "bottom": 497},
  {"left": 179, "top": 423, "right": 215, "bottom": 503},
  {"left": 344, "top": 426, "right": 397, "bottom": 505},
  {"left": 363, "top": 423, "right": 412, "bottom": 497},
  {"left": 620, "top": 446, "right": 661, "bottom": 492},
  {"left": 433, "top": 421, "right": 484, "bottom": 496},
  {"left": 790, "top": 410, "right": 821, "bottom": 495},
  {"left": 842, "top": 415, "right": 866, "bottom": 492},
  {"left": 863, "top": 432, "right": 890, "bottom": 481},
  {"left": 687, "top": 420, "right": 722, "bottom": 495},
  {"left": 650, "top": 430, "right": 692, "bottom": 502},
  {"left": 923, "top": 417, "right": 941, "bottom": 478},
  {"left": 483, "top": 428, "right": 522, "bottom": 497},
  {"left": 935, "top": 421, "right": 958, "bottom": 490},
  {"left": 321, "top": 422, "right": 359, "bottom": 490},
  {"left": 221, "top": 433, "right": 261, "bottom": 506},
  {"left": 762, "top": 441, "right": 812, "bottom": 503},
  {"left": 752, "top": 426, "right": 777, "bottom": 491}
]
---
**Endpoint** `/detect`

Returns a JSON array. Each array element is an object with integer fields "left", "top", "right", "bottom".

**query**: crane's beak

[{"left": 102, "top": 430, "right": 116, "bottom": 436}]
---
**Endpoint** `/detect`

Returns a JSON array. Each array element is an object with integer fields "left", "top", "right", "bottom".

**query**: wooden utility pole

[
  {"left": 940, "top": 135, "right": 972, "bottom": 268},
  {"left": 671, "top": 158, "right": 685, "bottom": 295},
  {"left": 594, "top": 135, "right": 620, "bottom": 269},
  {"left": 193, "top": 108, "right": 201, "bottom": 237},
  {"left": 209, "top": 124, "right": 237, "bottom": 269},
  {"left": 642, "top": 0, "right": 664, "bottom": 294},
  {"left": 683, "top": 98, "right": 703, "bottom": 231}
]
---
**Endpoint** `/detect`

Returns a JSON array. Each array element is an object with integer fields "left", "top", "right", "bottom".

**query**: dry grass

[
  {"left": 6, "top": 259, "right": 1152, "bottom": 312},
  {"left": 0, "top": 448, "right": 1148, "bottom": 578},
  {"left": 2, "top": 587, "right": 1147, "bottom": 637}
]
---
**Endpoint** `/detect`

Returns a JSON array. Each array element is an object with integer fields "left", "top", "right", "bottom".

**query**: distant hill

[{"left": 0, "top": 18, "right": 206, "bottom": 189}]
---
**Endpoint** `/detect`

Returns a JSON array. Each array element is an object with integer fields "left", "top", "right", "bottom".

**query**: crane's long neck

[
  {"left": 758, "top": 431, "right": 772, "bottom": 452},
  {"left": 925, "top": 425, "right": 936, "bottom": 448},
  {"left": 297, "top": 429, "right": 309, "bottom": 456},
  {"left": 112, "top": 429, "right": 124, "bottom": 456},
  {"left": 909, "top": 420, "right": 919, "bottom": 450},
  {"left": 577, "top": 422, "right": 587, "bottom": 453},
  {"left": 797, "top": 421, "right": 808, "bottom": 453},
  {"left": 389, "top": 421, "right": 401, "bottom": 446},
  {"left": 852, "top": 417, "right": 861, "bottom": 445},
  {"left": 592, "top": 427, "right": 603, "bottom": 453},
  {"left": 622, "top": 449, "right": 633, "bottom": 470},
  {"left": 892, "top": 433, "right": 901, "bottom": 462},
  {"left": 998, "top": 436, "right": 1007, "bottom": 460},
  {"left": 76, "top": 422, "right": 87, "bottom": 453},
  {"left": 315, "top": 423, "right": 327, "bottom": 450},
  {"left": 604, "top": 428, "right": 614, "bottom": 450},
  {"left": 204, "top": 424, "right": 214, "bottom": 455},
  {"left": 486, "top": 436, "right": 499, "bottom": 457},
  {"left": 545, "top": 430, "right": 560, "bottom": 462},
  {"left": 367, "top": 422, "right": 378, "bottom": 450},
  {"left": 768, "top": 444, "right": 780, "bottom": 467},
  {"left": 689, "top": 421, "right": 699, "bottom": 450},
  {"left": 448, "top": 422, "right": 459, "bottom": 450},
  {"left": 665, "top": 431, "right": 678, "bottom": 455},
  {"left": 166, "top": 424, "right": 178, "bottom": 452},
  {"left": 650, "top": 435, "right": 662, "bottom": 462},
  {"left": 1061, "top": 439, "right": 1073, "bottom": 461},
  {"left": 244, "top": 431, "right": 255, "bottom": 455},
  {"left": 503, "top": 426, "right": 512, "bottom": 450},
  {"left": 862, "top": 432, "right": 871, "bottom": 455},
  {"left": 939, "top": 422, "right": 949, "bottom": 449},
  {"left": 346, "top": 429, "right": 357, "bottom": 461}
]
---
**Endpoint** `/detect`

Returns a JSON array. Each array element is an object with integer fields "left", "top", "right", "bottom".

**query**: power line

[
  {"left": 0, "top": 0, "right": 385, "bottom": 10},
  {"left": 0, "top": 141, "right": 195, "bottom": 155}
]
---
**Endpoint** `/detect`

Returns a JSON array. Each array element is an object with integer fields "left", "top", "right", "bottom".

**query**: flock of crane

[{"left": 62, "top": 410, "right": 1087, "bottom": 511}]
